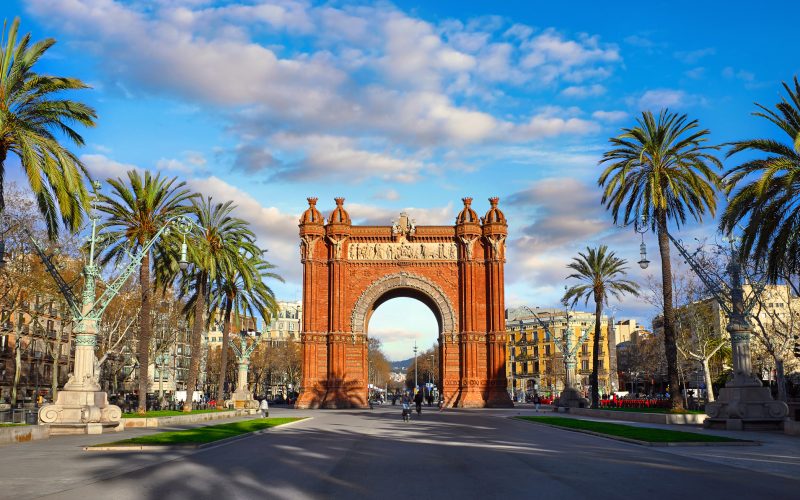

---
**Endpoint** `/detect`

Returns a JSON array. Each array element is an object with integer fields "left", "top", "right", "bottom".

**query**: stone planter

[
  {"left": 122, "top": 410, "right": 244, "bottom": 428},
  {"left": 568, "top": 408, "right": 706, "bottom": 425},
  {"left": 0, "top": 424, "right": 50, "bottom": 444}
]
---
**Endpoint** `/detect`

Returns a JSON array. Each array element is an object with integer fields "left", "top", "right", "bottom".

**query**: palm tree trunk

[
  {"left": 0, "top": 148, "right": 6, "bottom": 212},
  {"left": 183, "top": 273, "right": 207, "bottom": 412},
  {"left": 137, "top": 252, "right": 152, "bottom": 415},
  {"left": 591, "top": 295, "right": 602, "bottom": 408},
  {"left": 217, "top": 295, "right": 233, "bottom": 403},
  {"left": 656, "top": 210, "right": 684, "bottom": 410}
]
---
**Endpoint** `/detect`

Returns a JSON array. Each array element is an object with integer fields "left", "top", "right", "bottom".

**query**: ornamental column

[
  {"left": 454, "top": 197, "right": 484, "bottom": 407},
  {"left": 482, "top": 197, "right": 513, "bottom": 407},
  {"left": 323, "top": 198, "right": 357, "bottom": 408},
  {"left": 296, "top": 198, "right": 326, "bottom": 409}
]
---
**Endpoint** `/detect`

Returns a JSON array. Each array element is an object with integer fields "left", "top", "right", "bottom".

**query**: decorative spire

[
  {"left": 483, "top": 196, "right": 506, "bottom": 224},
  {"left": 300, "top": 196, "right": 323, "bottom": 224},
  {"left": 329, "top": 197, "right": 351, "bottom": 224},
  {"left": 456, "top": 196, "right": 478, "bottom": 224}
]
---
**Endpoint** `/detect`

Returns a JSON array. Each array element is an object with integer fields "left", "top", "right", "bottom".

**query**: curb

[
  {"left": 83, "top": 417, "right": 311, "bottom": 452},
  {"left": 514, "top": 417, "right": 760, "bottom": 447}
]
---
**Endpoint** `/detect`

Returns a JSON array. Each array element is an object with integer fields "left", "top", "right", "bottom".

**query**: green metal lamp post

[
  {"left": 31, "top": 181, "right": 200, "bottom": 433},
  {"left": 227, "top": 329, "right": 262, "bottom": 410}
]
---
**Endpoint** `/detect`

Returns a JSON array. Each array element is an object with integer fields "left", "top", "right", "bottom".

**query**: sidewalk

[
  {"left": 0, "top": 408, "right": 311, "bottom": 499},
  {"left": 516, "top": 409, "right": 800, "bottom": 481}
]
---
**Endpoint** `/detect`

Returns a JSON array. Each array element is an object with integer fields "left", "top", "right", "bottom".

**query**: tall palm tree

[
  {"left": 209, "top": 254, "right": 282, "bottom": 403},
  {"left": 721, "top": 77, "right": 800, "bottom": 285},
  {"left": 179, "top": 197, "right": 257, "bottom": 412},
  {"left": 598, "top": 109, "right": 721, "bottom": 410},
  {"left": 0, "top": 17, "right": 96, "bottom": 238},
  {"left": 563, "top": 245, "right": 639, "bottom": 408},
  {"left": 97, "top": 170, "right": 193, "bottom": 414}
]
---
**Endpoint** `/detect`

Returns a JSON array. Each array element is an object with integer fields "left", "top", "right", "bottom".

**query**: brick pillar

[
  {"left": 483, "top": 197, "right": 513, "bottom": 407},
  {"left": 321, "top": 198, "right": 359, "bottom": 408},
  {"left": 455, "top": 197, "right": 484, "bottom": 407},
  {"left": 295, "top": 198, "right": 325, "bottom": 409}
]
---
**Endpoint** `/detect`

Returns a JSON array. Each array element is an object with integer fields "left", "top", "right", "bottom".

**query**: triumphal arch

[{"left": 295, "top": 197, "right": 512, "bottom": 409}]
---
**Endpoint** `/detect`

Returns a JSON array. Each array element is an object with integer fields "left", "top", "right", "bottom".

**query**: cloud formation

[{"left": 28, "top": 0, "right": 621, "bottom": 183}]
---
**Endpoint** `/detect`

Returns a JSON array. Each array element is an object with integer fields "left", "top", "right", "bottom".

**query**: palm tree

[
  {"left": 97, "top": 170, "right": 194, "bottom": 414},
  {"left": 598, "top": 109, "right": 721, "bottom": 410},
  {"left": 721, "top": 77, "right": 800, "bottom": 285},
  {"left": 180, "top": 197, "right": 257, "bottom": 412},
  {"left": 563, "top": 245, "right": 639, "bottom": 408},
  {"left": 0, "top": 17, "right": 97, "bottom": 238},
  {"left": 209, "top": 254, "right": 282, "bottom": 404}
]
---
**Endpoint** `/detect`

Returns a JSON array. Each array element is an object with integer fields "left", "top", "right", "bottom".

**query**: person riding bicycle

[{"left": 413, "top": 389, "right": 424, "bottom": 416}]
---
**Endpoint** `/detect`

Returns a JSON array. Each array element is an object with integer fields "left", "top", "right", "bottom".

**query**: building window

[
  {"left": 545, "top": 345, "right": 551, "bottom": 356},
  {"left": 289, "top": 323, "right": 294, "bottom": 331},
  {"left": 581, "top": 360, "right": 589, "bottom": 371}
]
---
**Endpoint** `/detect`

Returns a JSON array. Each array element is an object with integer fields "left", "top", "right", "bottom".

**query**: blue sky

[{"left": 4, "top": 0, "right": 798, "bottom": 360}]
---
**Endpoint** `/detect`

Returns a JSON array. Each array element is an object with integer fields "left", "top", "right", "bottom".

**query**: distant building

[
  {"left": 263, "top": 301, "right": 302, "bottom": 344},
  {"left": 505, "top": 306, "right": 617, "bottom": 399},
  {"left": 614, "top": 319, "right": 645, "bottom": 344}
]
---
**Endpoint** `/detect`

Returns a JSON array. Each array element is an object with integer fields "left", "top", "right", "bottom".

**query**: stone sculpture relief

[{"left": 347, "top": 241, "right": 458, "bottom": 261}]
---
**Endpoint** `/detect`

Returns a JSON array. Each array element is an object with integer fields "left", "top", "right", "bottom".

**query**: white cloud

[
  {"left": 373, "top": 189, "right": 401, "bottom": 201},
  {"left": 634, "top": 89, "right": 703, "bottom": 110},
  {"left": 270, "top": 134, "right": 426, "bottom": 183},
  {"left": 511, "top": 114, "right": 599, "bottom": 140},
  {"left": 592, "top": 110, "right": 628, "bottom": 122},
  {"left": 674, "top": 47, "right": 716, "bottom": 64},
  {"left": 561, "top": 84, "right": 606, "bottom": 98},
  {"left": 82, "top": 154, "right": 141, "bottom": 180},
  {"left": 722, "top": 66, "right": 755, "bottom": 82}
]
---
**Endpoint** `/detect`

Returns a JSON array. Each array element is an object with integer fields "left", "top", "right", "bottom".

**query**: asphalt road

[{"left": 1, "top": 406, "right": 798, "bottom": 500}]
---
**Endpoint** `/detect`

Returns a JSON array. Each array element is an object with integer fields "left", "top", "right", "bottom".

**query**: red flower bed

[{"left": 599, "top": 398, "right": 671, "bottom": 409}]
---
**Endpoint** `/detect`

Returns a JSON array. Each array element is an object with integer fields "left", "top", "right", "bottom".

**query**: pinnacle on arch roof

[
  {"left": 483, "top": 197, "right": 506, "bottom": 224},
  {"left": 300, "top": 197, "right": 323, "bottom": 224},
  {"left": 456, "top": 196, "right": 479, "bottom": 224},
  {"left": 329, "top": 197, "right": 351, "bottom": 224}
]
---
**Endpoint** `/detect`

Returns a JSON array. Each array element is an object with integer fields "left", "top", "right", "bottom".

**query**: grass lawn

[
  {"left": 599, "top": 407, "right": 705, "bottom": 415},
  {"left": 121, "top": 409, "right": 230, "bottom": 418},
  {"left": 517, "top": 416, "right": 739, "bottom": 443},
  {"left": 95, "top": 417, "right": 303, "bottom": 446},
  {"left": 0, "top": 423, "right": 27, "bottom": 427}
]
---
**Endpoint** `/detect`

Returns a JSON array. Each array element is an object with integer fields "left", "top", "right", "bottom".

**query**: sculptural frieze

[{"left": 347, "top": 241, "right": 457, "bottom": 261}]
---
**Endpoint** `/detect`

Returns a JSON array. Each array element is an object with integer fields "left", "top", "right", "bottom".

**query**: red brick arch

[{"left": 295, "top": 197, "right": 512, "bottom": 408}]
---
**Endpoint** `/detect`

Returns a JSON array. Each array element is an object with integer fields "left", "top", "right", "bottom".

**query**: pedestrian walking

[
  {"left": 401, "top": 393, "right": 411, "bottom": 422},
  {"left": 259, "top": 398, "right": 269, "bottom": 418},
  {"left": 534, "top": 394, "right": 541, "bottom": 413}
]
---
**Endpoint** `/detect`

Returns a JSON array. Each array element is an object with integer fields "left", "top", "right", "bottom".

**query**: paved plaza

[{"left": 0, "top": 407, "right": 798, "bottom": 500}]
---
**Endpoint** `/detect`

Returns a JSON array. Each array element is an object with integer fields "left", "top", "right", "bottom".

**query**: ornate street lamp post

[
  {"left": 515, "top": 305, "right": 590, "bottom": 408},
  {"left": 665, "top": 233, "right": 788, "bottom": 429},
  {"left": 30, "top": 182, "right": 201, "bottom": 434},
  {"left": 227, "top": 329, "right": 261, "bottom": 410}
]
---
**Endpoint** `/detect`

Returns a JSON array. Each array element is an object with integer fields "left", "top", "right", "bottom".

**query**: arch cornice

[{"left": 350, "top": 271, "right": 456, "bottom": 335}]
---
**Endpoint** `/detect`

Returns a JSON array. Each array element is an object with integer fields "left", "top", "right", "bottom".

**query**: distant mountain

[{"left": 391, "top": 357, "right": 413, "bottom": 371}]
